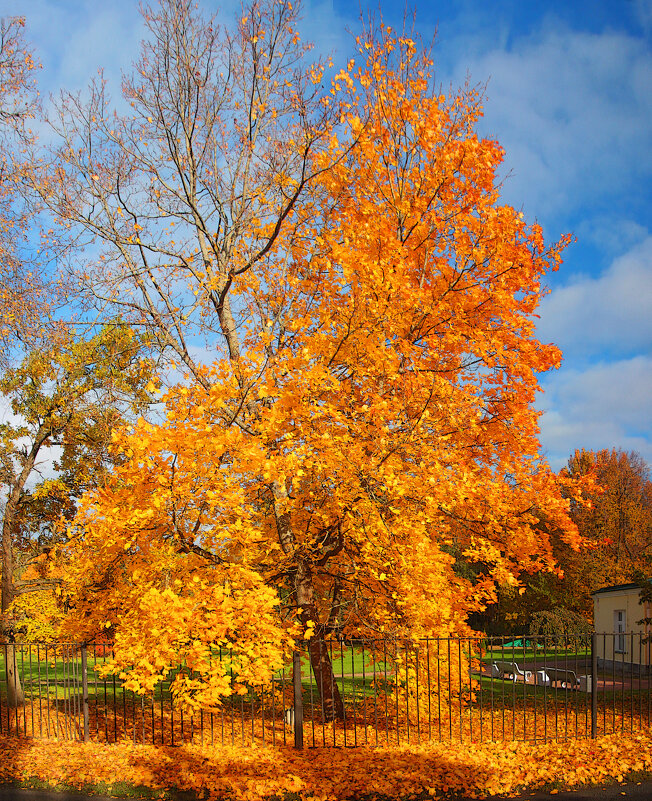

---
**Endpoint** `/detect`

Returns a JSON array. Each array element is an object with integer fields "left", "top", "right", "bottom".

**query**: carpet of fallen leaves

[
  {"left": 1, "top": 731, "right": 651, "bottom": 800},
  {"left": 3, "top": 693, "right": 646, "bottom": 747}
]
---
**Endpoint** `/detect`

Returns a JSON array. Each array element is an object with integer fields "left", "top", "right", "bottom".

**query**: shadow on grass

[
  {"left": 2, "top": 728, "right": 652, "bottom": 801},
  {"left": 124, "top": 740, "right": 510, "bottom": 801}
]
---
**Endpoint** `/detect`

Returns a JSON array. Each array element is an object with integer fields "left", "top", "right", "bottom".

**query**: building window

[{"left": 614, "top": 609, "right": 627, "bottom": 653}]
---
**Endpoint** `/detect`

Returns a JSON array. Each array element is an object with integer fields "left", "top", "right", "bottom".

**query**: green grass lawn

[
  {"left": 295, "top": 645, "right": 390, "bottom": 679},
  {"left": 0, "top": 645, "right": 174, "bottom": 705},
  {"left": 0, "top": 643, "right": 392, "bottom": 708},
  {"left": 481, "top": 644, "right": 591, "bottom": 663},
  {"left": 3, "top": 641, "right": 647, "bottom": 717}
]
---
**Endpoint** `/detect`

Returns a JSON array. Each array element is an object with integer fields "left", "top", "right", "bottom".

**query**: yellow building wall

[{"left": 593, "top": 587, "right": 651, "bottom": 667}]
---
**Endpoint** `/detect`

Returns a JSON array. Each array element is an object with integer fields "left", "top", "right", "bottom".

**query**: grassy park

[{"left": 3, "top": 638, "right": 650, "bottom": 752}]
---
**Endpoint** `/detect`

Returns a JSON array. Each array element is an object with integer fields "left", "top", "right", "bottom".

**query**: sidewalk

[
  {"left": 3, "top": 781, "right": 652, "bottom": 801},
  {"left": 470, "top": 781, "right": 652, "bottom": 799}
]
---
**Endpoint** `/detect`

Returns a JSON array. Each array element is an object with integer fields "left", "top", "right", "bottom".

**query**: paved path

[
  {"left": 3, "top": 781, "right": 652, "bottom": 801},
  {"left": 478, "top": 665, "right": 651, "bottom": 691},
  {"left": 475, "top": 782, "right": 652, "bottom": 800}
]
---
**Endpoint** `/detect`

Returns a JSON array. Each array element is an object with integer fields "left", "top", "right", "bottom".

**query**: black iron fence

[{"left": 1, "top": 634, "right": 650, "bottom": 747}]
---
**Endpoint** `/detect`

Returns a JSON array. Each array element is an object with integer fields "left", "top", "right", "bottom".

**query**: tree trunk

[
  {"left": 2, "top": 522, "right": 25, "bottom": 708},
  {"left": 0, "top": 425, "right": 48, "bottom": 708},
  {"left": 306, "top": 626, "right": 345, "bottom": 722},
  {"left": 295, "top": 560, "right": 344, "bottom": 721},
  {"left": 273, "top": 481, "right": 345, "bottom": 720},
  {"left": 4, "top": 642, "right": 24, "bottom": 708}
]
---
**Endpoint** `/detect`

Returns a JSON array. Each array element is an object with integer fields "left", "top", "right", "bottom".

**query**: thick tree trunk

[
  {"left": 0, "top": 428, "right": 45, "bottom": 709},
  {"left": 295, "top": 561, "right": 345, "bottom": 721},
  {"left": 306, "top": 626, "right": 345, "bottom": 722},
  {"left": 273, "top": 480, "right": 344, "bottom": 720},
  {"left": 2, "top": 520, "right": 25, "bottom": 708},
  {"left": 4, "top": 642, "right": 24, "bottom": 708}
]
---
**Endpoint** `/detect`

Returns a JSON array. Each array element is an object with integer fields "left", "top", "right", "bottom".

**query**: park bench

[
  {"left": 539, "top": 668, "right": 580, "bottom": 689},
  {"left": 490, "top": 660, "right": 532, "bottom": 682}
]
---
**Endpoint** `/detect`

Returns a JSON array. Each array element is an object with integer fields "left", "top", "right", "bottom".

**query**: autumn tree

[
  {"left": 0, "top": 14, "right": 51, "bottom": 709},
  {"left": 0, "top": 324, "right": 153, "bottom": 705},
  {"left": 479, "top": 449, "right": 652, "bottom": 628},
  {"left": 42, "top": 0, "right": 340, "bottom": 384},
  {"left": 48, "top": 1, "right": 579, "bottom": 718},
  {"left": 556, "top": 448, "right": 652, "bottom": 614}
]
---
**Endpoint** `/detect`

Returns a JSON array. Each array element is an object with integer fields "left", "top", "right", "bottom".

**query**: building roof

[{"left": 592, "top": 582, "right": 643, "bottom": 596}]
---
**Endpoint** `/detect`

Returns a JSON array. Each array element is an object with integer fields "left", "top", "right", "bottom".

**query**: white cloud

[
  {"left": 537, "top": 236, "right": 652, "bottom": 359},
  {"left": 634, "top": 0, "right": 652, "bottom": 32},
  {"left": 539, "top": 356, "right": 652, "bottom": 470},
  {"left": 298, "top": 0, "right": 349, "bottom": 59},
  {"left": 453, "top": 26, "right": 652, "bottom": 221},
  {"left": 575, "top": 217, "right": 648, "bottom": 258},
  {"left": 3, "top": 1, "right": 143, "bottom": 96},
  {"left": 10, "top": 0, "right": 350, "bottom": 97}
]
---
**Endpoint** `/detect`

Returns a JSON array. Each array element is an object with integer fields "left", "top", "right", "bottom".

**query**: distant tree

[
  {"left": 479, "top": 449, "right": 652, "bottom": 629},
  {"left": 560, "top": 449, "right": 652, "bottom": 599},
  {"left": 529, "top": 608, "right": 592, "bottom": 648},
  {"left": 0, "top": 14, "right": 54, "bottom": 708},
  {"left": 0, "top": 324, "right": 153, "bottom": 705}
]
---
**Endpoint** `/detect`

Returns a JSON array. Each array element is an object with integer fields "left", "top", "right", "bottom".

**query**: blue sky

[{"left": 3, "top": 0, "right": 651, "bottom": 471}]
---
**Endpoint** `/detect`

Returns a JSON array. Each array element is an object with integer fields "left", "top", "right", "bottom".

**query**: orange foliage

[
  {"left": 53, "top": 10, "right": 580, "bottom": 712},
  {"left": 0, "top": 732, "right": 651, "bottom": 800},
  {"left": 560, "top": 449, "right": 652, "bottom": 602}
]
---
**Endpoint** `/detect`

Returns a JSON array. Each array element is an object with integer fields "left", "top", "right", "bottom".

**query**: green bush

[{"left": 529, "top": 609, "right": 592, "bottom": 648}]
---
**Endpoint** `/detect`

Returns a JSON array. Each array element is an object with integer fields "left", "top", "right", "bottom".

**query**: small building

[{"left": 592, "top": 583, "right": 651, "bottom": 673}]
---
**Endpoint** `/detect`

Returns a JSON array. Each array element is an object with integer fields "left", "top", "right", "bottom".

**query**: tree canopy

[
  {"left": 42, "top": 0, "right": 582, "bottom": 716},
  {"left": 1, "top": 325, "right": 154, "bottom": 646},
  {"left": 476, "top": 448, "right": 651, "bottom": 631},
  {"left": 559, "top": 448, "right": 652, "bottom": 605}
]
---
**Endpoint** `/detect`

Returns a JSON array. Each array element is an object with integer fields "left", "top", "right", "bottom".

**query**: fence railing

[{"left": 1, "top": 634, "right": 650, "bottom": 748}]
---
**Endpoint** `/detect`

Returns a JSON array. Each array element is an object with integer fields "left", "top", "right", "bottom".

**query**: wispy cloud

[
  {"left": 6, "top": 1, "right": 143, "bottom": 97},
  {"left": 537, "top": 236, "right": 652, "bottom": 361},
  {"left": 453, "top": 26, "right": 652, "bottom": 223},
  {"left": 539, "top": 356, "right": 652, "bottom": 469},
  {"left": 575, "top": 216, "right": 648, "bottom": 259},
  {"left": 537, "top": 234, "right": 652, "bottom": 468}
]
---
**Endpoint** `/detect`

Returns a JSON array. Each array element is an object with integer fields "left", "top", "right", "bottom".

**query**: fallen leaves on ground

[{"left": 1, "top": 731, "right": 651, "bottom": 800}]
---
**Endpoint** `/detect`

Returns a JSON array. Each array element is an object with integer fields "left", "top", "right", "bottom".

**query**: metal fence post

[
  {"left": 293, "top": 650, "right": 304, "bottom": 749},
  {"left": 590, "top": 632, "right": 598, "bottom": 738},
  {"left": 81, "top": 643, "right": 89, "bottom": 743}
]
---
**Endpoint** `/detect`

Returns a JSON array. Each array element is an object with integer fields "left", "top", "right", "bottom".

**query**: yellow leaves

[
  {"left": 0, "top": 733, "right": 651, "bottom": 800},
  {"left": 46, "top": 4, "right": 580, "bottom": 690},
  {"left": 7, "top": 587, "right": 63, "bottom": 642}
]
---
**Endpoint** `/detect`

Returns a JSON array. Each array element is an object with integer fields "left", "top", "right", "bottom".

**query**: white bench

[
  {"left": 541, "top": 668, "right": 580, "bottom": 689},
  {"left": 490, "top": 660, "right": 532, "bottom": 682}
]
